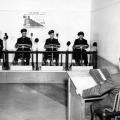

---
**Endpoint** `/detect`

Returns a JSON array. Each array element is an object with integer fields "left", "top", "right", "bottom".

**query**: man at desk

[
  {"left": 13, "top": 28, "right": 32, "bottom": 65},
  {"left": 43, "top": 30, "right": 60, "bottom": 65},
  {"left": 82, "top": 70, "right": 120, "bottom": 120},
  {"left": 73, "top": 31, "right": 89, "bottom": 66}
]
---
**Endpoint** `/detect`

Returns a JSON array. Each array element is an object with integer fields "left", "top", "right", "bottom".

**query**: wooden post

[
  {"left": 36, "top": 50, "right": 39, "bottom": 70},
  {"left": 31, "top": 51, "right": 34, "bottom": 70},
  {"left": 93, "top": 51, "right": 97, "bottom": 69},
  {"left": 3, "top": 50, "right": 9, "bottom": 70},
  {"left": 65, "top": 51, "right": 69, "bottom": 71}
]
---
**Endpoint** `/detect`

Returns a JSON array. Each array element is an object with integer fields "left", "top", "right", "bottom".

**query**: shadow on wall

[{"left": 97, "top": 56, "right": 119, "bottom": 74}]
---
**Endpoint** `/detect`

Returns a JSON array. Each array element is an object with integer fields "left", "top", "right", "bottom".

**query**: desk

[
  {"left": 67, "top": 71, "right": 99, "bottom": 120},
  {"left": 67, "top": 71, "right": 97, "bottom": 95}
]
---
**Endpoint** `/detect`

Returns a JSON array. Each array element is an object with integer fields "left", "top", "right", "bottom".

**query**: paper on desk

[{"left": 71, "top": 76, "right": 97, "bottom": 95}]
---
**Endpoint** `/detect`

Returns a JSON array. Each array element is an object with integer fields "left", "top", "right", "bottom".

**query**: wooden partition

[
  {"left": 68, "top": 78, "right": 85, "bottom": 120},
  {"left": 0, "top": 71, "right": 69, "bottom": 83}
]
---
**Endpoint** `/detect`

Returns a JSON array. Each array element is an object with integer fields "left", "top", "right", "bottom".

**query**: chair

[
  {"left": 91, "top": 90, "right": 120, "bottom": 120},
  {"left": 71, "top": 54, "right": 85, "bottom": 66},
  {"left": 12, "top": 51, "right": 32, "bottom": 66},
  {"left": 42, "top": 52, "right": 59, "bottom": 66}
]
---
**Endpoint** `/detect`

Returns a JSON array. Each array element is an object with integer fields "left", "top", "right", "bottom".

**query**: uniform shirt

[
  {"left": 73, "top": 38, "right": 88, "bottom": 48},
  {"left": 16, "top": 37, "right": 32, "bottom": 51},
  {"left": 0, "top": 39, "right": 3, "bottom": 51},
  {"left": 45, "top": 38, "right": 60, "bottom": 51},
  {"left": 0, "top": 39, "right": 3, "bottom": 58}
]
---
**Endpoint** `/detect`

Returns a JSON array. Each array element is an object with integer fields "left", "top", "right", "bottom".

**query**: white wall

[
  {"left": 91, "top": 0, "right": 120, "bottom": 65},
  {"left": 0, "top": 0, "right": 91, "bottom": 52}
]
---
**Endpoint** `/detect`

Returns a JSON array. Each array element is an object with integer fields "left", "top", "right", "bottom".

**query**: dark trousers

[
  {"left": 14, "top": 49, "right": 31, "bottom": 65},
  {"left": 43, "top": 50, "right": 59, "bottom": 65},
  {"left": 73, "top": 49, "right": 88, "bottom": 65},
  {"left": 0, "top": 51, "right": 3, "bottom": 60}
]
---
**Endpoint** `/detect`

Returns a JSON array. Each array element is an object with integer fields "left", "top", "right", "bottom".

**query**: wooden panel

[
  {"left": 0, "top": 71, "right": 7, "bottom": 83},
  {"left": 6, "top": 71, "right": 69, "bottom": 83},
  {"left": 68, "top": 79, "right": 85, "bottom": 120},
  {"left": 10, "top": 66, "right": 33, "bottom": 70},
  {"left": 70, "top": 94, "right": 85, "bottom": 120}
]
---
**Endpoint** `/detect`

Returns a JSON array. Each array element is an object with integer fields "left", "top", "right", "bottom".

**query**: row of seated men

[{"left": 0, "top": 28, "right": 97, "bottom": 66}]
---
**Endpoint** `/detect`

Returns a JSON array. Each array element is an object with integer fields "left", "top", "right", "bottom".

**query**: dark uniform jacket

[
  {"left": 15, "top": 37, "right": 32, "bottom": 60},
  {"left": 45, "top": 38, "right": 60, "bottom": 51},
  {"left": 0, "top": 39, "right": 3, "bottom": 51},
  {"left": 73, "top": 38, "right": 89, "bottom": 60},
  {"left": 16, "top": 37, "right": 32, "bottom": 51},
  {"left": 73, "top": 38, "right": 88, "bottom": 47},
  {"left": 0, "top": 39, "right": 3, "bottom": 59},
  {"left": 44, "top": 38, "right": 60, "bottom": 60}
]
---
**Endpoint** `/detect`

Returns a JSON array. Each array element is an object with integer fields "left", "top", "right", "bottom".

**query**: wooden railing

[{"left": 1, "top": 50, "right": 97, "bottom": 70}]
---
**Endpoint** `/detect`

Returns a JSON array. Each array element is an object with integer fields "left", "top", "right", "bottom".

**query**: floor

[{"left": 0, "top": 83, "right": 67, "bottom": 120}]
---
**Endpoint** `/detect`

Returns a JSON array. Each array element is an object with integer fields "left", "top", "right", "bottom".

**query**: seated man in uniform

[
  {"left": 13, "top": 28, "right": 32, "bottom": 65},
  {"left": 73, "top": 31, "right": 89, "bottom": 66},
  {"left": 43, "top": 30, "right": 60, "bottom": 65},
  {"left": 0, "top": 38, "right": 3, "bottom": 62},
  {"left": 82, "top": 70, "right": 120, "bottom": 120}
]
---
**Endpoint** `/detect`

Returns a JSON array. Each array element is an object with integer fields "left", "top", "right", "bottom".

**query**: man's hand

[
  {"left": 16, "top": 44, "right": 31, "bottom": 48},
  {"left": 44, "top": 44, "right": 60, "bottom": 49},
  {"left": 73, "top": 45, "right": 88, "bottom": 49}
]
